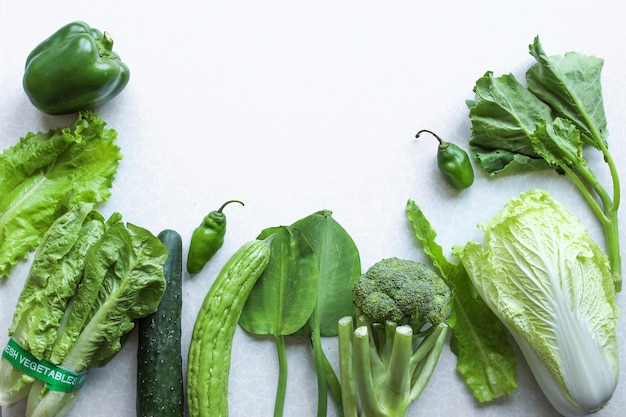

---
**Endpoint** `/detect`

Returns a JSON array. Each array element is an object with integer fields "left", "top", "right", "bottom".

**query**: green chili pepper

[
  {"left": 416, "top": 129, "right": 475, "bottom": 190},
  {"left": 187, "top": 200, "right": 244, "bottom": 274},
  {"left": 23, "top": 21, "right": 130, "bottom": 115}
]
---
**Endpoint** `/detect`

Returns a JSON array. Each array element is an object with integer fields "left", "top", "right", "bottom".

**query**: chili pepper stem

[
  {"left": 217, "top": 200, "right": 244, "bottom": 213},
  {"left": 416, "top": 129, "right": 444, "bottom": 145}
]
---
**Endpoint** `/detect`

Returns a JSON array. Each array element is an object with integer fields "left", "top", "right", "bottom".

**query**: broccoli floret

[{"left": 352, "top": 257, "right": 451, "bottom": 330}]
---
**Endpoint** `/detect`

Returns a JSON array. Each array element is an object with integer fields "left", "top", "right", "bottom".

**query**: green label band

[{"left": 2, "top": 338, "right": 88, "bottom": 393}]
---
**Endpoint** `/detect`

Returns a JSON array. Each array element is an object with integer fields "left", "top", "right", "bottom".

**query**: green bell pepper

[{"left": 23, "top": 21, "right": 130, "bottom": 115}]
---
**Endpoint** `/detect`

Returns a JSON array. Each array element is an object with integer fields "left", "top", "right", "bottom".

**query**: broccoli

[
  {"left": 338, "top": 258, "right": 451, "bottom": 417},
  {"left": 351, "top": 257, "right": 450, "bottom": 331}
]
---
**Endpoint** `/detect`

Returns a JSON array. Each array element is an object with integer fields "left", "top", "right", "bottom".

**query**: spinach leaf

[
  {"left": 292, "top": 210, "right": 361, "bottom": 336},
  {"left": 239, "top": 225, "right": 319, "bottom": 417},
  {"left": 291, "top": 210, "right": 361, "bottom": 417}
]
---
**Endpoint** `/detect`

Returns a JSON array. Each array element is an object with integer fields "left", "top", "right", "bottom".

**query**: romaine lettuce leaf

[
  {"left": 406, "top": 200, "right": 518, "bottom": 403},
  {"left": 454, "top": 189, "right": 619, "bottom": 416},
  {"left": 8, "top": 203, "right": 106, "bottom": 360},
  {"left": 0, "top": 110, "right": 121, "bottom": 278}
]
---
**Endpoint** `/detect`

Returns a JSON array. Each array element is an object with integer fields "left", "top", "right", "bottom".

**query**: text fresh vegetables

[
  {"left": 23, "top": 21, "right": 130, "bottom": 115},
  {"left": 0, "top": 110, "right": 121, "bottom": 279},
  {"left": 338, "top": 258, "right": 450, "bottom": 417},
  {"left": 454, "top": 190, "right": 619, "bottom": 416},
  {"left": 186, "top": 236, "right": 273, "bottom": 417},
  {"left": 0, "top": 202, "right": 167, "bottom": 417},
  {"left": 467, "top": 36, "right": 622, "bottom": 291}
]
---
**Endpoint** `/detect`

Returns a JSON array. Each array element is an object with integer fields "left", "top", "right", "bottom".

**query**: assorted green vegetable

[
  {"left": 23, "top": 21, "right": 130, "bottom": 115},
  {"left": 187, "top": 199, "right": 244, "bottom": 274},
  {"left": 0, "top": 23, "right": 622, "bottom": 417},
  {"left": 467, "top": 36, "right": 621, "bottom": 291},
  {"left": 416, "top": 129, "right": 474, "bottom": 190},
  {"left": 137, "top": 230, "right": 184, "bottom": 417},
  {"left": 239, "top": 226, "right": 319, "bottom": 417},
  {"left": 406, "top": 200, "right": 518, "bottom": 403},
  {"left": 186, "top": 236, "right": 274, "bottom": 417},
  {"left": 455, "top": 190, "right": 619, "bottom": 416},
  {"left": 240, "top": 210, "right": 361, "bottom": 417},
  {"left": 0, "top": 110, "right": 121, "bottom": 279},
  {"left": 338, "top": 258, "right": 451, "bottom": 417},
  {"left": 290, "top": 211, "right": 361, "bottom": 417},
  {"left": 0, "top": 202, "right": 167, "bottom": 417}
]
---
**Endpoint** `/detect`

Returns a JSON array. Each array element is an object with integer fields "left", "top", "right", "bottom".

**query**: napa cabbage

[{"left": 454, "top": 189, "right": 619, "bottom": 416}]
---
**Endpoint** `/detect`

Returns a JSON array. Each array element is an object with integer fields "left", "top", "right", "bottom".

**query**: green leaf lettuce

[{"left": 0, "top": 110, "right": 122, "bottom": 278}]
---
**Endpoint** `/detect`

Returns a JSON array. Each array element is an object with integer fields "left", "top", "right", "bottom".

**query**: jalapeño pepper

[
  {"left": 23, "top": 21, "right": 130, "bottom": 115},
  {"left": 416, "top": 129, "right": 474, "bottom": 190},
  {"left": 187, "top": 200, "right": 244, "bottom": 274}
]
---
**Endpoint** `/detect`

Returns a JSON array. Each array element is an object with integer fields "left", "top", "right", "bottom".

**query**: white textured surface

[{"left": 1, "top": 1, "right": 625, "bottom": 416}]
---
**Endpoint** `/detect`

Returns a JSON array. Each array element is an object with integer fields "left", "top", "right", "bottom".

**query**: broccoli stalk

[
  {"left": 338, "top": 317, "right": 448, "bottom": 417},
  {"left": 338, "top": 258, "right": 451, "bottom": 417}
]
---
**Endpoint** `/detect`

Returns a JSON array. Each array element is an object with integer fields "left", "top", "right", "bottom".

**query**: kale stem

[
  {"left": 562, "top": 161, "right": 622, "bottom": 290},
  {"left": 560, "top": 164, "right": 608, "bottom": 224},
  {"left": 273, "top": 334, "right": 288, "bottom": 417},
  {"left": 604, "top": 209, "right": 622, "bottom": 291},
  {"left": 594, "top": 133, "right": 621, "bottom": 212}
]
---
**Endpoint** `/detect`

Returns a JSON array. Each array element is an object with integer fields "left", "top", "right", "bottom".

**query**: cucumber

[
  {"left": 137, "top": 229, "right": 184, "bottom": 417},
  {"left": 186, "top": 235, "right": 274, "bottom": 417}
]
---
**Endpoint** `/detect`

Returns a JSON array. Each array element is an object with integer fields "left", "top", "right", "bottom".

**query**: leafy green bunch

[
  {"left": 467, "top": 36, "right": 621, "bottom": 291},
  {"left": 0, "top": 203, "right": 167, "bottom": 417}
]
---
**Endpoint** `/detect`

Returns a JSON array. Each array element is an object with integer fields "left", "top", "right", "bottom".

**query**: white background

[{"left": 1, "top": 1, "right": 625, "bottom": 416}]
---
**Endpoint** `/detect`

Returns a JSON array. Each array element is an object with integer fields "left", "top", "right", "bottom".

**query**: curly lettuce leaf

[
  {"left": 406, "top": 200, "right": 517, "bottom": 402},
  {"left": 454, "top": 190, "right": 619, "bottom": 416},
  {"left": 0, "top": 110, "right": 122, "bottom": 278}
]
